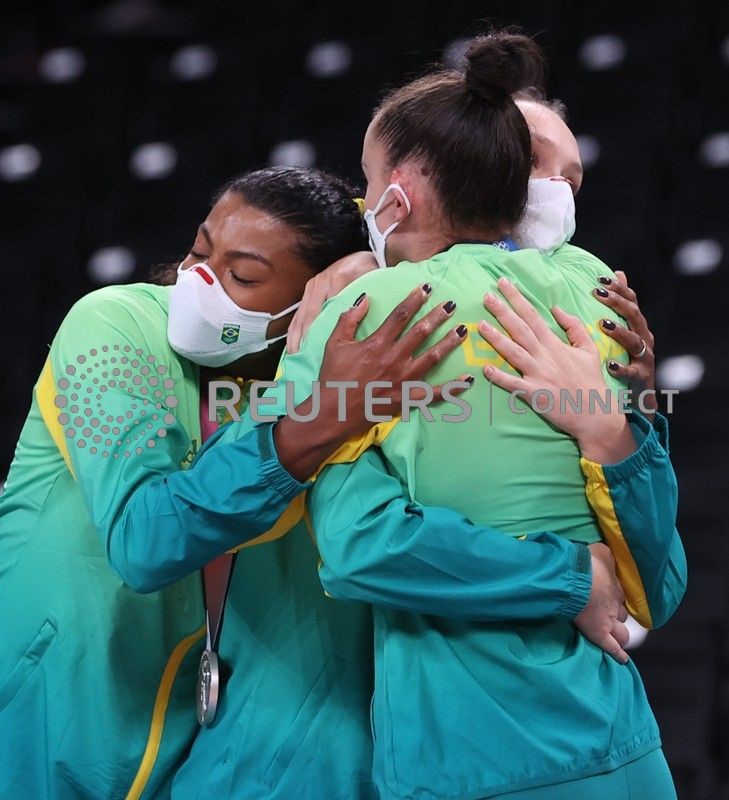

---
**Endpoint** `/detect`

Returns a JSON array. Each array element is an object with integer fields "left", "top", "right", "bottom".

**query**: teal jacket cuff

[
  {"left": 557, "top": 542, "right": 592, "bottom": 619},
  {"left": 599, "top": 411, "right": 669, "bottom": 488},
  {"left": 258, "top": 421, "right": 312, "bottom": 500}
]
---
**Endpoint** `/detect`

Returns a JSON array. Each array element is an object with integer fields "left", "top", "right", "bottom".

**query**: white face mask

[
  {"left": 363, "top": 183, "right": 411, "bottom": 268},
  {"left": 512, "top": 177, "right": 576, "bottom": 255},
  {"left": 167, "top": 263, "right": 300, "bottom": 368}
]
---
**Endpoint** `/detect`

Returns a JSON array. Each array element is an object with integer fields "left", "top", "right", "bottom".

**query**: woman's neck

[{"left": 395, "top": 223, "right": 510, "bottom": 263}]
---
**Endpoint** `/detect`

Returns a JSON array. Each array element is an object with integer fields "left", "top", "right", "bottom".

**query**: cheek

[
  {"left": 263, "top": 280, "right": 311, "bottom": 338},
  {"left": 223, "top": 281, "right": 268, "bottom": 311},
  {"left": 364, "top": 183, "right": 382, "bottom": 211},
  {"left": 227, "top": 277, "right": 305, "bottom": 315}
]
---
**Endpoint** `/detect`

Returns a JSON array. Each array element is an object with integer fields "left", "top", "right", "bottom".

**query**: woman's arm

[
  {"left": 44, "top": 288, "right": 311, "bottom": 592},
  {"left": 286, "top": 250, "right": 378, "bottom": 354},
  {"left": 45, "top": 284, "right": 465, "bottom": 592},
  {"left": 308, "top": 446, "right": 589, "bottom": 621},
  {"left": 580, "top": 411, "right": 686, "bottom": 628},
  {"left": 308, "top": 446, "right": 630, "bottom": 662}
]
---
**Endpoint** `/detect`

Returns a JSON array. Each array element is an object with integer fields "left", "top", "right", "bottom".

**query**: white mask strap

[
  {"left": 372, "top": 183, "right": 412, "bottom": 217},
  {"left": 263, "top": 300, "right": 301, "bottom": 346},
  {"left": 268, "top": 300, "right": 301, "bottom": 321}
]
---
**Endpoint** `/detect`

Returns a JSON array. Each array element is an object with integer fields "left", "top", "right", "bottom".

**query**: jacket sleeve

[
  {"left": 105, "top": 422, "right": 309, "bottom": 592},
  {"left": 307, "top": 446, "right": 593, "bottom": 622},
  {"left": 42, "top": 288, "right": 309, "bottom": 593},
  {"left": 580, "top": 411, "right": 686, "bottom": 628}
]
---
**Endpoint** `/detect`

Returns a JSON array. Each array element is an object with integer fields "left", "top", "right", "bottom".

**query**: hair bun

[{"left": 464, "top": 31, "right": 546, "bottom": 108}]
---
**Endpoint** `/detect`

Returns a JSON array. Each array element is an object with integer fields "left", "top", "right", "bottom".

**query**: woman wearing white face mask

[
  {"left": 254, "top": 30, "right": 683, "bottom": 800},
  {"left": 287, "top": 79, "right": 656, "bottom": 417},
  {"left": 167, "top": 152, "right": 662, "bottom": 800},
  {"left": 511, "top": 175, "right": 576, "bottom": 253},
  {"left": 0, "top": 165, "right": 474, "bottom": 800},
  {"left": 513, "top": 89, "right": 659, "bottom": 413},
  {"left": 158, "top": 32, "right": 674, "bottom": 800},
  {"left": 0, "top": 158, "right": 640, "bottom": 800}
]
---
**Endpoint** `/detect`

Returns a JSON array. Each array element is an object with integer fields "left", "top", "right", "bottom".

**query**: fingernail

[
  {"left": 422, "top": 283, "right": 432, "bottom": 294},
  {"left": 497, "top": 276, "right": 512, "bottom": 288},
  {"left": 353, "top": 292, "right": 366, "bottom": 307},
  {"left": 598, "top": 276, "right": 612, "bottom": 285},
  {"left": 601, "top": 318, "right": 616, "bottom": 330},
  {"left": 443, "top": 300, "right": 456, "bottom": 314},
  {"left": 484, "top": 292, "right": 497, "bottom": 305},
  {"left": 465, "top": 375, "right": 475, "bottom": 385},
  {"left": 456, "top": 324, "right": 468, "bottom": 338},
  {"left": 607, "top": 360, "right": 620, "bottom": 371},
  {"left": 595, "top": 287, "right": 609, "bottom": 298}
]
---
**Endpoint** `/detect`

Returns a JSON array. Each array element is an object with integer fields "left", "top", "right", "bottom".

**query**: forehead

[
  {"left": 362, "top": 120, "right": 381, "bottom": 159},
  {"left": 206, "top": 193, "right": 291, "bottom": 241},
  {"left": 517, "top": 100, "right": 580, "bottom": 161},
  {"left": 203, "top": 192, "right": 301, "bottom": 264}
]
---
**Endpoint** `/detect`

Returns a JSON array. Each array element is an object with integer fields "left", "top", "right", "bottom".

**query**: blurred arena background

[{"left": 1, "top": 2, "right": 728, "bottom": 797}]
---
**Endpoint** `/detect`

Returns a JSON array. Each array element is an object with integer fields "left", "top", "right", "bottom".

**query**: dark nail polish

[
  {"left": 465, "top": 375, "right": 475, "bottom": 385},
  {"left": 422, "top": 283, "right": 432, "bottom": 294},
  {"left": 598, "top": 276, "right": 612, "bottom": 285},
  {"left": 601, "top": 318, "right": 616, "bottom": 330},
  {"left": 456, "top": 324, "right": 468, "bottom": 338},
  {"left": 443, "top": 300, "right": 456, "bottom": 314},
  {"left": 595, "top": 287, "right": 609, "bottom": 298},
  {"left": 353, "top": 292, "right": 366, "bottom": 307},
  {"left": 607, "top": 360, "right": 620, "bottom": 371}
]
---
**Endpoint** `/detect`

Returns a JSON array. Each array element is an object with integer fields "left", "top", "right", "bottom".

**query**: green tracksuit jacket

[
  {"left": 252, "top": 242, "right": 687, "bottom": 799},
  {"left": 0, "top": 284, "right": 312, "bottom": 799},
  {"left": 0, "top": 271, "right": 684, "bottom": 800}
]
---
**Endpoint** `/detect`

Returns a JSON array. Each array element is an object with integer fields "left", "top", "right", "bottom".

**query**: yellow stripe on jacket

[
  {"left": 581, "top": 456, "right": 653, "bottom": 628},
  {"left": 36, "top": 358, "right": 76, "bottom": 479},
  {"left": 125, "top": 624, "right": 206, "bottom": 800},
  {"left": 229, "top": 418, "right": 400, "bottom": 552}
]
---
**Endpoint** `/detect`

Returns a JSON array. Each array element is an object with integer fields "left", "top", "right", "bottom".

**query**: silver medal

[{"left": 196, "top": 649, "right": 220, "bottom": 726}]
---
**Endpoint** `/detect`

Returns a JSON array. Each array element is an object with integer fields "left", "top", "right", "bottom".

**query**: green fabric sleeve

[
  {"left": 108, "top": 422, "right": 309, "bottom": 592},
  {"left": 48, "top": 287, "right": 309, "bottom": 593},
  {"left": 308, "top": 447, "right": 593, "bottom": 621}
]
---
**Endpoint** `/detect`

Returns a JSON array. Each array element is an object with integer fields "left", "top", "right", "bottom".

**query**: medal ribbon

[
  {"left": 202, "top": 553, "right": 237, "bottom": 652},
  {"left": 198, "top": 381, "right": 245, "bottom": 653}
]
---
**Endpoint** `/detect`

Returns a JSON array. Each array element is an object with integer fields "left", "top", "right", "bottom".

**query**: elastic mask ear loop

[
  {"left": 373, "top": 183, "right": 411, "bottom": 217},
  {"left": 372, "top": 184, "right": 412, "bottom": 244},
  {"left": 268, "top": 300, "right": 302, "bottom": 322},
  {"left": 262, "top": 300, "right": 302, "bottom": 347}
]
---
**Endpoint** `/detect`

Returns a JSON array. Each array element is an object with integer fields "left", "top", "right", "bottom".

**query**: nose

[{"left": 193, "top": 265, "right": 214, "bottom": 285}]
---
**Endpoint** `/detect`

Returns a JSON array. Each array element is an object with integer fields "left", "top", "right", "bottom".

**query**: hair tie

[{"left": 353, "top": 197, "right": 366, "bottom": 215}]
